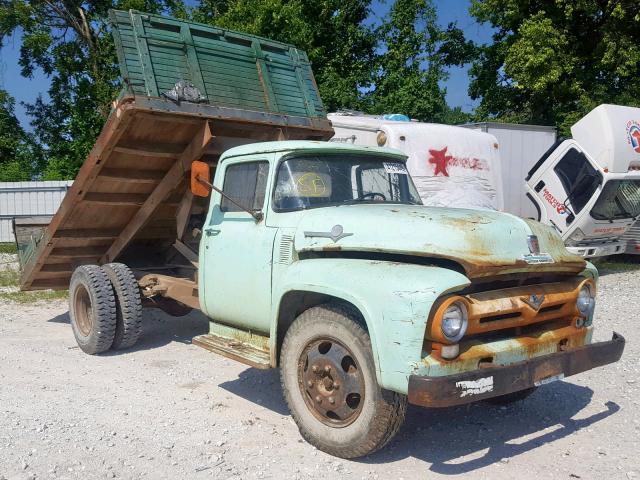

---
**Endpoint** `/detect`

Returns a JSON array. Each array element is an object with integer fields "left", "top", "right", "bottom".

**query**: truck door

[
  {"left": 525, "top": 141, "right": 602, "bottom": 236},
  {"left": 200, "top": 158, "right": 276, "bottom": 334}
]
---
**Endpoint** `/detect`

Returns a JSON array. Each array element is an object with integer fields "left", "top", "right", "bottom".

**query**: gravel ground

[{"left": 0, "top": 265, "right": 639, "bottom": 480}]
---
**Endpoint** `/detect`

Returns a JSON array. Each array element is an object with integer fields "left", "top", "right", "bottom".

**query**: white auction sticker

[
  {"left": 456, "top": 376, "right": 494, "bottom": 397},
  {"left": 383, "top": 162, "right": 408, "bottom": 175}
]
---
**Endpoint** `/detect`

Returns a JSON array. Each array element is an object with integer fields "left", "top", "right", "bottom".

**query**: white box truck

[
  {"left": 328, "top": 104, "right": 640, "bottom": 258},
  {"left": 622, "top": 219, "right": 640, "bottom": 254}
]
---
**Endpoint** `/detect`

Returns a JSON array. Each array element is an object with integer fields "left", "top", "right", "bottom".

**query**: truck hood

[{"left": 294, "top": 204, "right": 586, "bottom": 278}]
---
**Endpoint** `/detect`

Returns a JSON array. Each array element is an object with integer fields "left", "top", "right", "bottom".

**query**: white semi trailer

[{"left": 328, "top": 104, "right": 640, "bottom": 258}]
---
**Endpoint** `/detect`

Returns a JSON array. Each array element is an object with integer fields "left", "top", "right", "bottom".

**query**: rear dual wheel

[
  {"left": 69, "top": 265, "right": 117, "bottom": 355},
  {"left": 102, "top": 263, "right": 143, "bottom": 350},
  {"left": 69, "top": 263, "right": 142, "bottom": 354}
]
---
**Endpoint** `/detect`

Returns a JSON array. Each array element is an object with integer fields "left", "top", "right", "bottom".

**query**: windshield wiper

[
  {"left": 338, "top": 198, "right": 369, "bottom": 206},
  {"left": 337, "top": 199, "right": 422, "bottom": 207}
]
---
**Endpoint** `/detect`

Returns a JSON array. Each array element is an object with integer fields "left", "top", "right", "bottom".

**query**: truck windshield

[
  {"left": 553, "top": 148, "right": 601, "bottom": 213},
  {"left": 590, "top": 179, "right": 640, "bottom": 220},
  {"left": 273, "top": 154, "right": 422, "bottom": 211}
]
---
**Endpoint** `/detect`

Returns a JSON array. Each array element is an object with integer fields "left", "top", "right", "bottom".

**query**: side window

[
  {"left": 553, "top": 148, "right": 599, "bottom": 213},
  {"left": 221, "top": 161, "right": 269, "bottom": 212}
]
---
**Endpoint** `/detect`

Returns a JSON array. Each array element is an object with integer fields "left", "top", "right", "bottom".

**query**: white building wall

[
  {"left": 0, "top": 181, "right": 73, "bottom": 242},
  {"left": 464, "top": 123, "right": 557, "bottom": 218}
]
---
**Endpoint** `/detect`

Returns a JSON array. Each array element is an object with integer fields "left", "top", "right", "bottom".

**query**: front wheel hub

[{"left": 298, "top": 338, "right": 365, "bottom": 427}]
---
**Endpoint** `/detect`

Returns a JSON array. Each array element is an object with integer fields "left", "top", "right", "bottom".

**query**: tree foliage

[
  {"left": 0, "top": 89, "right": 42, "bottom": 180},
  {"left": 0, "top": 0, "right": 186, "bottom": 179},
  {"left": 1, "top": 0, "right": 474, "bottom": 180},
  {"left": 194, "top": 0, "right": 472, "bottom": 122},
  {"left": 192, "top": 0, "right": 377, "bottom": 112},
  {"left": 366, "top": 0, "right": 474, "bottom": 123},
  {"left": 469, "top": 0, "right": 640, "bottom": 133}
]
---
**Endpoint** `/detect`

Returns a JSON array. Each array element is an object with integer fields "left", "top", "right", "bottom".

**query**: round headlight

[
  {"left": 576, "top": 284, "right": 595, "bottom": 317},
  {"left": 441, "top": 301, "right": 468, "bottom": 342}
]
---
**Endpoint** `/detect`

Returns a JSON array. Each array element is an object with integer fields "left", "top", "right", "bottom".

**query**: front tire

[
  {"left": 280, "top": 304, "right": 406, "bottom": 458},
  {"left": 69, "top": 265, "right": 116, "bottom": 355}
]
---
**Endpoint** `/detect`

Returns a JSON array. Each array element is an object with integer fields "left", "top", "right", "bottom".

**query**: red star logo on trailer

[{"left": 428, "top": 147, "right": 453, "bottom": 176}]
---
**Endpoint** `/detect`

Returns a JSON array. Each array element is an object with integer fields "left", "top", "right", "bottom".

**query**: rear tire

[
  {"left": 69, "top": 265, "right": 116, "bottom": 355},
  {"left": 280, "top": 304, "right": 406, "bottom": 458},
  {"left": 102, "top": 263, "right": 143, "bottom": 350}
]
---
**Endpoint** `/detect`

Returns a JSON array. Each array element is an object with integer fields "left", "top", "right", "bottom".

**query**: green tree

[
  {"left": 2, "top": 0, "right": 476, "bottom": 182},
  {"left": 192, "top": 0, "right": 377, "bottom": 111},
  {"left": 0, "top": 0, "right": 186, "bottom": 179},
  {"left": 0, "top": 89, "right": 42, "bottom": 180},
  {"left": 367, "top": 0, "right": 474, "bottom": 122},
  {"left": 469, "top": 0, "right": 640, "bottom": 133}
]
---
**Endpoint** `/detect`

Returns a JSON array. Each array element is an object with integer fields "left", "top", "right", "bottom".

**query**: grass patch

[
  {"left": 0, "top": 242, "right": 17, "bottom": 254},
  {"left": 592, "top": 255, "right": 640, "bottom": 274},
  {"left": 0, "top": 289, "right": 68, "bottom": 304},
  {"left": 0, "top": 267, "right": 67, "bottom": 303},
  {"left": 0, "top": 269, "right": 20, "bottom": 287}
]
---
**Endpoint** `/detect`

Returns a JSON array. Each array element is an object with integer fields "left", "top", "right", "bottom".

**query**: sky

[{"left": 0, "top": 0, "right": 494, "bottom": 131}]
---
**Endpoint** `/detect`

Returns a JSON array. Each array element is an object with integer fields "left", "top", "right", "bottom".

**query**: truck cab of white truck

[
  {"left": 523, "top": 105, "right": 640, "bottom": 257},
  {"left": 329, "top": 104, "right": 640, "bottom": 258}
]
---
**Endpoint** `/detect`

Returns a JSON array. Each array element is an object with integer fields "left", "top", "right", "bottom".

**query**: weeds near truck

[
  {"left": 0, "top": 262, "right": 67, "bottom": 303},
  {"left": 0, "top": 289, "right": 68, "bottom": 303},
  {"left": 592, "top": 255, "right": 640, "bottom": 274},
  {"left": 0, "top": 268, "right": 19, "bottom": 286},
  {"left": 0, "top": 242, "right": 17, "bottom": 254}
]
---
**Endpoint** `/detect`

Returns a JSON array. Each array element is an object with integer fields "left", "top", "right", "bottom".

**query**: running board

[{"left": 192, "top": 324, "right": 271, "bottom": 369}]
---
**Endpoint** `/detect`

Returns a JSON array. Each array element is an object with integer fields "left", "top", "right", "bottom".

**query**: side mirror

[{"left": 191, "top": 161, "right": 211, "bottom": 197}]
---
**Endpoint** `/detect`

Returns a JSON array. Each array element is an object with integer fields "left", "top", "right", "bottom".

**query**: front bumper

[
  {"left": 408, "top": 332, "right": 625, "bottom": 408},
  {"left": 566, "top": 241, "right": 626, "bottom": 258}
]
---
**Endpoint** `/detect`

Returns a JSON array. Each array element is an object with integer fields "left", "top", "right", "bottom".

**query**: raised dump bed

[{"left": 18, "top": 9, "right": 333, "bottom": 292}]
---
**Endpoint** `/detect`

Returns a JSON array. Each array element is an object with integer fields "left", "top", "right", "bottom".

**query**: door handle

[{"left": 205, "top": 228, "right": 221, "bottom": 237}]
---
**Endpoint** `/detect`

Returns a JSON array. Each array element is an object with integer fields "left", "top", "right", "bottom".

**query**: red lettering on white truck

[
  {"left": 542, "top": 188, "right": 568, "bottom": 215},
  {"left": 428, "top": 146, "right": 488, "bottom": 176},
  {"left": 593, "top": 226, "right": 627, "bottom": 234},
  {"left": 449, "top": 156, "right": 487, "bottom": 171}
]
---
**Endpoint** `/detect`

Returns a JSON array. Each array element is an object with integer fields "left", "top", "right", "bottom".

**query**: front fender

[
  {"left": 581, "top": 260, "right": 599, "bottom": 283},
  {"left": 272, "top": 258, "right": 470, "bottom": 394}
]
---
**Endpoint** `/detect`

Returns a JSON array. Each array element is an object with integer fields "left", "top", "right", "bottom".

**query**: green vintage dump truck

[{"left": 16, "top": 10, "right": 624, "bottom": 459}]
